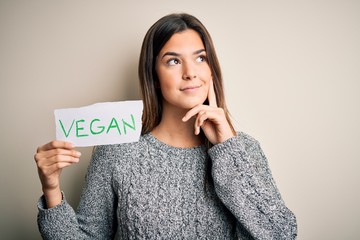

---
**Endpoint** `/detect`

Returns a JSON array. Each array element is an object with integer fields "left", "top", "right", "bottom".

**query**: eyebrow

[{"left": 160, "top": 49, "right": 206, "bottom": 59}]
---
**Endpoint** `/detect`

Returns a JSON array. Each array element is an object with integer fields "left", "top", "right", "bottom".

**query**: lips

[{"left": 180, "top": 85, "right": 201, "bottom": 91}]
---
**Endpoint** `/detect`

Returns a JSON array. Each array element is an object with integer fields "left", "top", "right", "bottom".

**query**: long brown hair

[{"left": 138, "top": 13, "right": 235, "bottom": 140}]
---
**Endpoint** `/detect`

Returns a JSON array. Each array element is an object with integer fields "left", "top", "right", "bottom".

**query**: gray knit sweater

[{"left": 37, "top": 132, "right": 297, "bottom": 239}]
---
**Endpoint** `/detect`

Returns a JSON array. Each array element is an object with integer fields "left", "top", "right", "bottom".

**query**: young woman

[{"left": 35, "top": 13, "right": 297, "bottom": 239}]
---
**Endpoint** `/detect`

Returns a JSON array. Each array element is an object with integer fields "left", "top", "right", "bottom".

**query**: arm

[
  {"left": 37, "top": 145, "right": 117, "bottom": 239},
  {"left": 208, "top": 133, "right": 297, "bottom": 239}
]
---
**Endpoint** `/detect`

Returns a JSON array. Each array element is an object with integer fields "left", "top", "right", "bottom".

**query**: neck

[{"left": 151, "top": 106, "right": 202, "bottom": 148}]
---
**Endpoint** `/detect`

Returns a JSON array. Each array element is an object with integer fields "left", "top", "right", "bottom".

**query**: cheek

[
  {"left": 158, "top": 73, "right": 176, "bottom": 89},
  {"left": 156, "top": 68, "right": 170, "bottom": 88},
  {"left": 157, "top": 67, "right": 183, "bottom": 88},
  {"left": 198, "top": 65, "right": 212, "bottom": 79}
]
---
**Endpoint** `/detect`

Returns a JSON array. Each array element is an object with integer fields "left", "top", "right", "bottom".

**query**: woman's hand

[
  {"left": 34, "top": 141, "right": 81, "bottom": 208},
  {"left": 182, "top": 79, "right": 235, "bottom": 145}
]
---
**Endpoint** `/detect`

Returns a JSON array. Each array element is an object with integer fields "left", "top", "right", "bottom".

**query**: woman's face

[{"left": 155, "top": 29, "right": 212, "bottom": 111}]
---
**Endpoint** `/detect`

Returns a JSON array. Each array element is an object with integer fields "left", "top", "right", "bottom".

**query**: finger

[
  {"left": 40, "top": 161, "right": 74, "bottom": 176},
  {"left": 194, "top": 110, "right": 207, "bottom": 135},
  {"left": 208, "top": 78, "right": 218, "bottom": 107},
  {"left": 47, "top": 148, "right": 81, "bottom": 158},
  {"left": 37, "top": 153, "right": 80, "bottom": 166},
  {"left": 37, "top": 156, "right": 80, "bottom": 173},
  {"left": 37, "top": 140, "right": 75, "bottom": 153},
  {"left": 195, "top": 108, "right": 226, "bottom": 133},
  {"left": 35, "top": 148, "right": 81, "bottom": 163},
  {"left": 182, "top": 105, "right": 202, "bottom": 122},
  {"left": 182, "top": 104, "right": 215, "bottom": 122},
  {"left": 196, "top": 111, "right": 215, "bottom": 130},
  {"left": 197, "top": 111, "right": 209, "bottom": 129}
]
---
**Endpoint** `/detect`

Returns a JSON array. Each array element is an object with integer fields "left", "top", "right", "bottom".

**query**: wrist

[
  {"left": 43, "top": 187, "right": 62, "bottom": 208},
  {"left": 219, "top": 129, "right": 236, "bottom": 144}
]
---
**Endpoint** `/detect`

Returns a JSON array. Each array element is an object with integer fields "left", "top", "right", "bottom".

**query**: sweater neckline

[{"left": 143, "top": 133, "right": 206, "bottom": 153}]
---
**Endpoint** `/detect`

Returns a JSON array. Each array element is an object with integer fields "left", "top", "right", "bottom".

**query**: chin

[
  {"left": 163, "top": 95, "right": 207, "bottom": 111},
  {"left": 181, "top": 99, "right": 207, "bottom": 109}
]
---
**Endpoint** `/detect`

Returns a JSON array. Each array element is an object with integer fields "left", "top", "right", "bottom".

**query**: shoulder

[
  {"left": 236, "top": 131, "right": 261, "bottom": 151},
  {"left": 235, "top": 132, "right": 269, "bottom": 168},
  {"left": 233, "top": 131, "right": 268, "bottom": 162}
]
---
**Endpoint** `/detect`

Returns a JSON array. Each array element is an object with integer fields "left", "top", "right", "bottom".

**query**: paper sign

[{"left": 54, "top": 101, "right": 143, "bottom": 147}]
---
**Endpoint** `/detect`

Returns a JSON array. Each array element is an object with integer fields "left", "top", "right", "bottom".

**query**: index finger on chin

[{"left": 208, "top": 78, "right": 218, "bottom": 107}]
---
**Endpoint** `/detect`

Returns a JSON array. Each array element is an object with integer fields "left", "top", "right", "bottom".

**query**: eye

[
  {"left": 196, "top": 55, "right": 207, "bottom": 63},
  {"left": 167, "top": 58, "right": 180, "bottom": 66}
]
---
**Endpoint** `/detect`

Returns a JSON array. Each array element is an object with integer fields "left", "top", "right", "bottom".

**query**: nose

[{"left": 182, "top": 62, "right": 196, "bottom": 80}]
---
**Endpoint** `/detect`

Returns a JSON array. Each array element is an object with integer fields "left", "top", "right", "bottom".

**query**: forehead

[{"left": 159, "top": 29, "right": 205, "bottom": 53}]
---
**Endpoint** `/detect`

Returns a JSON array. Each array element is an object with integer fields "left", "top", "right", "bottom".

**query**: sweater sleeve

[
  {"left": 208, "top": 132, "right": 297, "bottom": 240},
  {"left": 37, "top": 145, "right": 117, "bottom": 239}
]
